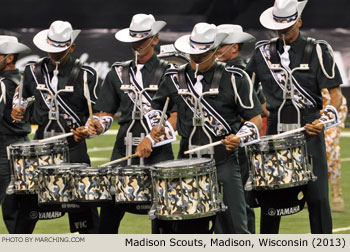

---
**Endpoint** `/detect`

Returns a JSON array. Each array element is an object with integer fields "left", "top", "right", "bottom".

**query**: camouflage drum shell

[
  {"left": 151, "top": 158, "right": 221, "bottom": 220},
  {"left": 72, "top": 166, "right": 112, "bottom": 202},
  {"left": 246, "top": 133, "right": 316, "bottom": 190},
  {"left": 9, "top": 140, "right": 69, "bottom": 194},
  {"left": 112, "top": 165, "right": 153, "bottom": 203}
]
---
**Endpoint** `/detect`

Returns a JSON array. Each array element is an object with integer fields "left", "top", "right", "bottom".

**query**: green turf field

[{"left": 0, "top": 126, "right": 349, "bottom": 234}]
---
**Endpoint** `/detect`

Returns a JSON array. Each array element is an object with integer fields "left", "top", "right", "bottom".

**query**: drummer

[
  {"left": 137, "top": 22, "right": 263, "bottom": 233},
  {"left": 0, "top": 36, "right": 31, "bottom": 233},
  {"left": 245, "top": 0, "right": 343, "bottom": 233},
  {"left": 86, "top": 14, "right": 175, "bottom": 234},
  {"left": 215, "top": 24, "right": 261, "bottom": 234},
  {"left": 11, "top": 20, "right": 100, "bottom": 233}
]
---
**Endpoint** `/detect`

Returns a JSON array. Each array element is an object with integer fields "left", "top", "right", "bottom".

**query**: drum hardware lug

[
  {"left": 148, "top": 203, "right": 157, "bottom": 220},
  {"left": 5, "top": 176, "right": 16, "bottom": 195},
  {"left": 244, "top": 176, "right": 253, "bottom": 191}
]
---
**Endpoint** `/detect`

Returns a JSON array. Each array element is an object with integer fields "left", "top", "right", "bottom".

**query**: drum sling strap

[
  {"left": 177, "top": 62, "right": 230, "bottom": 138},
  {"left": 34, "top": 58, "right": 83, "bottom": 88},
  {"left": 269, "top": 37, "right": 315, "bottom": 65},
  {"left": 33, "top": 58, "right": 84, "bottom": 132},
  {"left": 177, "top": 62, "right": 225, "bottom": 97},
  {"left": 120, "top": 59, "right": 168, "bottom": 87}
]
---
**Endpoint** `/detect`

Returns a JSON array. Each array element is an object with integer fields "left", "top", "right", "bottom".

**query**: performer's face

[
  {"left": 0, "top": 54, "right": 14, "bottom": 72},
  {"left": 277, "top": 18, "right": 302, "bottom": 44},
  {"left": 190, "top": 50, "right": 216, "bottom": 73},
  {"left": 216, "top": 44, "right": 238, "bottom": 62},
  {"left": 131, "top": 35, "right": 159, "bottom": 63},
  {"left": 48, "top": 44, "right": 75, "bottom": 66}
]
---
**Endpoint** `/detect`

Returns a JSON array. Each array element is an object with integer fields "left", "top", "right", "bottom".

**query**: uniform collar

[
  {"left": 187, "top": 61, "right": 216, "bottom": 85},
  {"left": 132, "top": 52, "right": 159, "bottom": 73},
  {"left": 0, "top": 69, "right": 20, "bottom": 78},
  {"left": 226, "top": 56, "right": 244, "bottom": 67},
  {"left": 277, "top": 32, "right": 306, "bottom": 53},
  {"left": 46, "top": 55, "right": 75, "bottom": 76}
]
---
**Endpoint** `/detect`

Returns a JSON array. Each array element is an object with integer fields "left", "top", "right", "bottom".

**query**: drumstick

[
  {"left": 158, "top": 97, "right": 170, "bottom": 130},
  {"left": 272, "top": 118, "right": 335, "bottom": 139},
  {"left": 83, "top": 71, "right": 93, "bottom": 121},
  {"left": 99, "top": 153, "right": 138, "bottom": 167},
  {"left": 38, "top": 132, "right": 74, "bottom": 143},
  {"left": 184, "top": 132, "right": 252, "bottom": 155},
  {"left": 17, "top": 75, "right": 24, "bottom": 108}
]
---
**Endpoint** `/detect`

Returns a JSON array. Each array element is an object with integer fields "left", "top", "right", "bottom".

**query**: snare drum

[
  {"left": 113, "top": 165, "right": 152, "bottom": 204},
  {"left": 72, "top": 166, "right": 112, "bottom": 203},
  {"left": 37, "top": 163, "right": 83, "bottom": 205},
  {"left": 150, "top": 158, "right": 222, "bottom": 220},
  {"left": 246, "top": 133, "right": 316, "bottom": 190},
  {"left": 8, "top": 139, "right": 69, "bottom": 194}
]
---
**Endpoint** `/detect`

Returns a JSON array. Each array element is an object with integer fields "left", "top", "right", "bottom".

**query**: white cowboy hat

[
  {"left": 33, "top": 20, "right": 81, "bottom": 53},
  {"left": 115, "top": 14, "right": 166, "bottom": 43},
  {"left": 217, "top": 24, "right": 256, "bottom": 45},
  {"left": 174, "top": 23, "right": 227, "bottom": 55},
  {"left": 0, "top": 35, "right": 31, "bottom": 54},
  {"left": 260, "top": 0, "right": 308, "bottom": 30}
]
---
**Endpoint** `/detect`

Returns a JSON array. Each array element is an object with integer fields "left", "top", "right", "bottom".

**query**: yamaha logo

[
  {"left": 29, "top": 211, "right": 39, "bottom": 220},
  {"left": 267, "top": 208, "right": 277, "bottom": 216}
]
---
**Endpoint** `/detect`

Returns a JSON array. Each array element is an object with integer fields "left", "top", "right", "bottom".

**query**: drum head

[
  {"left": 73, "top": 166, "right": 111, "bottom": 175},
  {"left": 113, "top": 165, "right": 152, "bottom": 175},
  {"left": 39, "top": 163, "right": 87, "bottom": 173},
  {"left": 153, "top": 158, "right": 213, "bottom": 169}
]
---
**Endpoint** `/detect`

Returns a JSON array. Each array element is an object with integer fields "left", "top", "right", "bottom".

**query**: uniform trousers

[
  {"left": 173, "top": 139, "right": 249, "bottom": 234},
  {"left": 260, "top": 111, "right": 332, "bottom": 234},
  {"left": 215, "top": 147, "right": 255, "bottom": 234}
]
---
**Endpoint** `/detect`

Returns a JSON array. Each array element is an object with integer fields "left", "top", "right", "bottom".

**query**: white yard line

[
  {"left": 90, "top": 157, "right": 109, "bottom": 162},
  {"left": 333, "top": 226, "right": 350, "bottom": 233},
  {"left": 88, "top": 146, "right": 113, "bottom": 153},
  {"left": 340, "top": 157, "right": 350, "bottom": 162},
  {"left": 340, "top": 131, "right": 350, "bottom": 137}
]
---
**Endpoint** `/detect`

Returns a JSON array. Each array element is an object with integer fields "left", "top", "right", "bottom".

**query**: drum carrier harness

[
  {"left": 117, "top": 59, "right": 168, "bottom": 165},
  {"left": 177, "top": 62, "right": 225, "bottom": 159},
  {"left": 34, "top": 58, "right": 82, "bottom": 138},
  {"left": 269, "top": 37, "right": 315, "bottom": 133}
]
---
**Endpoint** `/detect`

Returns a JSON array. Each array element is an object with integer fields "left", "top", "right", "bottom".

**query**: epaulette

[
  {"left": 81, "top": 65, "right": 96, "bottom": 76},
  {"left": 224, "top": 66, "right": 244, "bottom": 78},
  {"left": 25, "top": 61, "right": 36, "bottom": 67},
  {"left": 255, "top": 40, "right": 270, "bottom": 49},
  {"left": 164, "top": 67, "right": 179, "bottom": 76},
  {"left": 111, "top": 61, "right": 125, "bottom": 67},
  {"left": 111, "top": 60, "right": 133, "bottom": 68},
  {"left": 316, "top": 40, "right": 329, "bottom": 46}
]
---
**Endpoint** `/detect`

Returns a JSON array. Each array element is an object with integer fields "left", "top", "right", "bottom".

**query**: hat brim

[
  {"left": 33, "top": 29, "right": 81, "bottom": 53},
  {"left": 221, "top": 32, "right": 256, "bottom": 45},
  {"left": 0, "top": 42, "right": 31, "bottom": 54},
  {"left": 174, "top": 33, "right": 227, "bottom": 55},
  {"left": 115, "top": 21, "right": 166, "bottom": 43},
  {"left": 260, "top": 0, "right": 307, "bottom": 30}
]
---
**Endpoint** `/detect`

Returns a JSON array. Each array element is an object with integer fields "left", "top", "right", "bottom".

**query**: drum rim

[
  {"left": 152, "top": 158, "right": 214, "bottom": 168},
  {"left": 9, "top": 139, "right": 68, "bottom": 147},
  {"left": 38, "top": 163, "right": 88, "bottom": 170}
]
